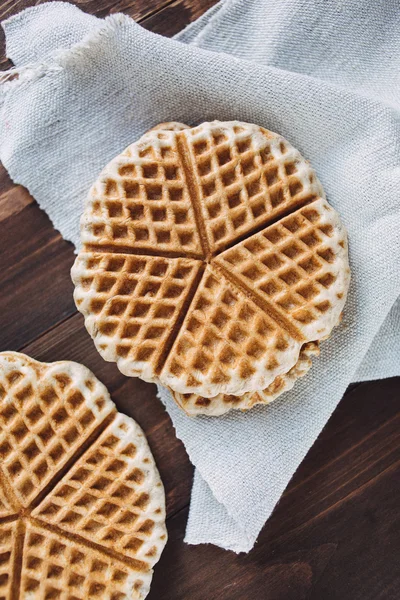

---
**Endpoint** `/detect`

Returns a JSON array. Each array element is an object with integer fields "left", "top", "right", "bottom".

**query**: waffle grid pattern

[
  {"left": 21, "top": 520, "right": 148, "bottom": 600},
  {"left": 73, "top": 254, "right": 202, "bottom": 380},
  {"left": 34, "top": 414, "right": 166, "bottom": 563},
  {"left": 81, "top": 128, "right": 203, "bottom": 257},
  {"left": 216, "top": 198, "right": 349, "bottom": 339},
  {"left": 0, "top": 353, "right": 167, "bottom": 600},
  {"left": 73, "top": 120, "right": 350, "bottom": 401},
  {"left": 0, "top": 360, "right": 112, "bottom": 508},
  {"left": 0, "top": 520, "right": 19, "bottom": 600},
  {"left": 184, "top": 122, "right": 323, "bottom": 253},
  {"left": 162, "top": 266, "right": 300, "bottom": 396}
]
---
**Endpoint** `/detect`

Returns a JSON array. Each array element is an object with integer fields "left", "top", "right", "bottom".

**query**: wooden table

[{"left": 1, "top": 1, "right": 399, "bottom": 598}]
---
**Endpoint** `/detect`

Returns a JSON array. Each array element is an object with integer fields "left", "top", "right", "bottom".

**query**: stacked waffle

[{"left": 72, "top": 121, "right": 350, "bottom": 416}]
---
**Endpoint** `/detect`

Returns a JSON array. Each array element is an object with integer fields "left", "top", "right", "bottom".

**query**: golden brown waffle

[
  {"left": 72, "top": 120, "right": 350, "bottom": 401},
  {"left": 161, "top": 264, "right": 301, "bottom": 396},
  {"left": 171, "top": 342, "right": 319, "bottom": 416},
  {"left": 72, "top": 254, "right": 202, "bottom": 381},
  {"left": 21, "top": 520, "right": 142, "bottom": 599},
  {"left": 0, "top": 520, "right": 21, "bottom": 599},
  {"left": 181, "top": 121, "right": 324, "bottom": 253},
  {"left": 0, "top": 352, "right": 166, "bottom": 600},
  {"left": 0, "top": 487, "right": 14, "bottom": 519},
  {"left": 80, "top": 126, "right": 204, "bottom": 257},
  {"left": 215, "top": 198, "right": 349, "bottom": 340}
]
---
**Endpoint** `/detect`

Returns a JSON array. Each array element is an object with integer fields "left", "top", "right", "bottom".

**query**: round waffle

[
  {"left": 0, "top": 352, "right": 166, "bottom": 600},
  {"left": 72, "top": 120, "right": 350, "bottom": 399}
]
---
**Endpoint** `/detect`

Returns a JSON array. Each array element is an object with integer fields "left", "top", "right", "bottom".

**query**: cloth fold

[{"left": 1, "top": 0, "right": 399, "bottom": 552}]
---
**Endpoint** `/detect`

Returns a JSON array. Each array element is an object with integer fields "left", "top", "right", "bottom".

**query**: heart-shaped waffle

[{"left": 0, "top": 352, "right": 166, "bottom": 600}]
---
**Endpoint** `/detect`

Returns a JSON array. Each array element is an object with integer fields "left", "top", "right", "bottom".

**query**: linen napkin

[{"left": 1, "top": 0, "right": 399, "bottom": 553}]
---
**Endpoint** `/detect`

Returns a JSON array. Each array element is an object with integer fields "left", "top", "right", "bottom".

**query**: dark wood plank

[
  {"left": 152, "top": 506, "right": 339, "bottom": 600},
  {"left": 0, "top": 164, "right": 16, "bottom": 195},
  {"left": 0, "top": 204, "right": 76, "bottom": 349},
  {"left": 142, "top": 0, "right": 219, "bottom": 37},
  {"left": 0, "top": 166, "right": 33, "bottom": 221},
  {"left": 0, "top": 0, "right": 171, "bottom": 22},
  {"left": 148, "top": 377, "right": 400, "bottom": 600}
]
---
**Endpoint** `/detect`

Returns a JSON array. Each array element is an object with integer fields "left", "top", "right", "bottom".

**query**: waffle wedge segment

[
  {"left": 72, "top": 253, "right": 203, "bottom": 382},
  {"left": 33, "top": 413, "right": 166, "bottom": 566},
  {"left": 0, "top": 353, "right": 114, "bottom": 509},
  {"left": 0, "top": 520, "right": 22, "bottom": 600},
  {"left": 216, "top": 198, "right": 350, "bottom": 340},
  {"left": 172, "top": 342, "right": 319, "bottom": 416},
  {"left": 160, "top": 264, "right": 302, "bottom": 397},
  {"left": 80, "top": 128, "right": 203, "bottom": 257},
  {"left": 182, "top": 121, "right": 324, "bottom": 254},
  {"left": 21, "top": 520, "right": 152, "bottom": 600}
]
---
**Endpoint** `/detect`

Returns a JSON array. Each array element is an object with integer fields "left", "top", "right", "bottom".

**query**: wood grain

[
  {"left": 149, "top": 379, "right": 400, "bottom": 600},
  {"left": 0, "top": 0, "right": 171, "bottom": 21},
  {"left": 0, "top": 204, "right": 75, "bottom": 349},
  {"left": 0, "top": 1, "right": 399, "bottom": 599},
  {"left": 142, "top": 0, "right": 219, "bottom": 37}
]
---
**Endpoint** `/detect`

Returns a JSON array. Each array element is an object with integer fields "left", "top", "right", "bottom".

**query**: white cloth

[{"left": 1, "top": 0, "right": 399, "bottom": 553}]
